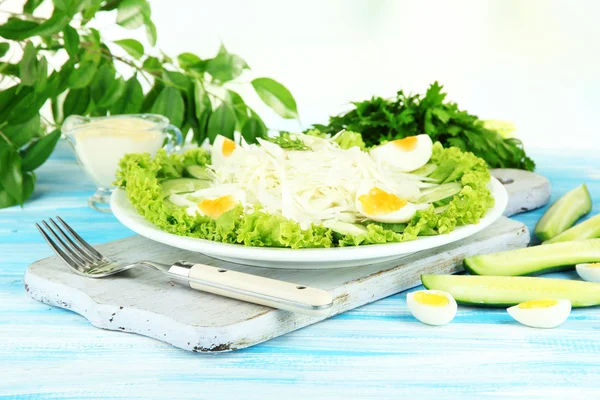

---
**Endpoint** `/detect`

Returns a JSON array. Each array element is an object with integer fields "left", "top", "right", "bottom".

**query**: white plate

[{"left": 110, "top": 178, "right": 507, "bottom": 269}]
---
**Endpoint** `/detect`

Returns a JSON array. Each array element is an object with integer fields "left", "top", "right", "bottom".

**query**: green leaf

[
  {"left": 82, "top": 0, "right": 103, "bottom": 21},
  {"left": 117, "top": 0, "right": 150, "bottom": 29},
  {"left": 0, "top": 145, "right": 24, "bottom": 204},
  {"left": 178, "top": 53, "right": 203, "bottom": 70},
  {"left": 1, "top": 114, "right": 41, "bottom": 148},
  {"left": 142, "top": 56, "right": 162, "bottom": 74},
  {"left": 0, "top": 171, "right": 35, "bottom": 208},
  {"left": 21, "top": 129, "right": 61, "bottom": 172},
  {"left": 151, "top": 87, "right": 184, "bottom": 127},
  {"left": 193, "top": 80, "right": 211, "bottom": 120},
  {"left": 0, "top": 62, "right": 18, "bottom": 76},
  {"left": 54, "top": 0, "right": 84, "bottom": 14},
  {"left": 110, "top": 76, "right": 143, "bottom": 114},
  {"left": 144, "top": 17, "right": 157, "bottom": 46},
  {"left": 207, "top": 103, "right": 236, "bottom": 142},
  {"left": 162, "top": 71, "right": 190, "bottom": 92},
  {"left": 114, "top": 39, "right": 144, "bottom": 59},
  {"left": 227, "top": 89, "right": 250, "bottom": 128},
  {"left": 0, "top": 43, "right": 9, "bottom": 58},
  {"left": 0, "top": 86, "right": 20, "bottom": 123},
  {"left": 63, "top": 87, "right": 91, "bottom": 118},
  {"left": 51, "top": 96, "right": 62, "bottom": 123},
  {"left": 23, "top": 0, "right": 45, "bottom": 14},
  {"left": 0, "top": 18, "right": 39, "bottom": 40},
  {"left": 251, "top": 77, "right": 298, "bottom": 119},
  {"left": 19, "top": 41, "right": 38, "bottom": 86},
  {"left": 68, "top": 60, "right": 97, "bottom": 88},
  {"left": 241, "top": 117, "right": 266, "bottom": 144},
  {"left": 6, "top": 79, "right": 56, "bottom": 125},
  {"left": 63, "top": 25, "right": 79, "bottom": 58},
  {"left": 34, "top": 10, "right": 71, "bottom": 37},
  {"left": 34, "top": 56, "right": 48, "bottom": 93},
  {"left": 141, "top": 80, "right": 163, "bottom": 112},
  {"left": 192, "top": 108, "right": 211, "bottom": 145},
  {"left": 205, "top": 44, "right": 249, "bottom": 82}
]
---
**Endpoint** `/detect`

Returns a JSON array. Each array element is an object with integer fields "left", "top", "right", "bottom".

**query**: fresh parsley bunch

[{"left": 313, "top": 82, "right": 535, "bottom": 171}]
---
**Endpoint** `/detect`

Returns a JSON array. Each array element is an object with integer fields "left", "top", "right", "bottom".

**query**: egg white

[
  {"left": 211, "top": 135, "right": 238, "bottom": 166},
  {"left": 370, "top": 134, "right": 433, "bottom": 172},
  {"left": 407, "top": 290, "right": 457, "bottom": 326},
  {"left": 576, "top": 263, "right": 600, "bottom": 282},
  {"left": 507, "top": 299, "right": 571, "bottom": 329}
]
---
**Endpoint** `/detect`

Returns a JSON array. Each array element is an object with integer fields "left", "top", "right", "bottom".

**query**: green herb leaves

[{"left": 319, "top": 82, "right": 535, "bottom": 171}]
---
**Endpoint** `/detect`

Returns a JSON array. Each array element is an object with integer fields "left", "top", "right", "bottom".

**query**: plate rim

[{"left": 110, "top": 177, "right": 507, "bottom": 263}]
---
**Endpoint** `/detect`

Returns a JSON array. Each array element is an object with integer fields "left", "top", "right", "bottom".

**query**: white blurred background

[{"left": 3, "top": 0, "right": 600, "bottom": 150}]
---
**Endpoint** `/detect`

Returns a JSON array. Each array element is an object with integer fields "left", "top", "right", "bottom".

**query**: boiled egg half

[
  {"left": 407, "top": 290, "right": 457, "bottom": 326},
  {"left": 355, "top": 184, "right": 428, "bottom": 223},
  {"left": 370, "top": 134, "right": 433, "bottom": 172},
  {"left": 507, "top": 299, "right": 571, "bottom": 329},
  {"left": 211, "top": 135, "right": 238, "bottom": 166},
  {"left": 576, "top": 263, "right": 600, "bottom": 282},
  {"left": 169, "top": 186, "right": 246, "bottom": 219}
]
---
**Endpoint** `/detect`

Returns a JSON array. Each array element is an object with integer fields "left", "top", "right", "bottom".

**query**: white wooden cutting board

[{"left": 24, "top": 170, "right": 547, "bottom": 353}]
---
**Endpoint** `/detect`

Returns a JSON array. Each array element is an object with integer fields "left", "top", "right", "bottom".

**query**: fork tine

[
  {"left": 36, "top": 223, "right": 80, "bottom": 269},
  {"left": 56, "top": 216, "right": 105, "bottom": 260},
  {"left": 49, "top": 218, "right": 99, "bottom": 264},
  {"left": 42, "top": 220, "right": 90, "bottom": 267}
]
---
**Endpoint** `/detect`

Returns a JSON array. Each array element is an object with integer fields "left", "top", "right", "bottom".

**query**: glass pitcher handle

[{"left": 164, "top": 124, "right": 183, "bottom": 152}]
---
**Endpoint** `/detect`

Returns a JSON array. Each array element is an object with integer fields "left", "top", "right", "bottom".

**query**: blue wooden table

[{"left": 2, "top": 143, "right": 600, "bottom": 399}]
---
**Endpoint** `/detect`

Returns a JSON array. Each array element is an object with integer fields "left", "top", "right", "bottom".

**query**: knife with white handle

[{"left": 167, "top": 261, "right": 333, "bottom": 316}]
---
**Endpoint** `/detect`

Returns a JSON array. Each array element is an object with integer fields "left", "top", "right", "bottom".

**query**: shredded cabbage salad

[{"left": 116, "top": 131, "right": 494, "bottom": 249}]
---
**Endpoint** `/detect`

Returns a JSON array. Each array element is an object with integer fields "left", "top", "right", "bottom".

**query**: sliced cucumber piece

[
  {"left": 544, "top": 214, "right": 600, "bottom": 244},
  {"left": 464, "top": 239, "right": 600, "bottom": 276},
  {"left": 417, "top": 182, "right": 462, "bottom": 204},
  {"left": 535, "top": 184, "right": 592, "bottom": 241},
  {"left": 421, "top": 274, "right": 600, "bottom": 307},
  {"left": 411, "top": 163, "right": 437, "bottom": 177},
  {"left": 160, "top": 178, "right": 210, "bottom": 198},
  {"left": 323, "top": 220, "right": 368, "bottom": 236},
  {"left": 185, "top": 165, "right": 212, "bottom": 180}
]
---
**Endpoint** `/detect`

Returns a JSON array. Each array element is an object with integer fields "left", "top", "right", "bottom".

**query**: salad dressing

[{"left": 71, "top": 117, "right": 164, "bottom": 188}]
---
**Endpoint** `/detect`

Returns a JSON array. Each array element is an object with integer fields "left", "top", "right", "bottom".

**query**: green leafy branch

[{"left": 0, "top": 0, "right": 299, "bottom": 209}]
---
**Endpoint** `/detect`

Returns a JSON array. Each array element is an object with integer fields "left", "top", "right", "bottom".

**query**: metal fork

[{"left": 36, "top": 217, "right": 333, "bottom": 316}]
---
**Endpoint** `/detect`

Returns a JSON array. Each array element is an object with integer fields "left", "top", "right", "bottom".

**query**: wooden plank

[{"left": 24, "top": 217, "right": 529, "bottom": 352}]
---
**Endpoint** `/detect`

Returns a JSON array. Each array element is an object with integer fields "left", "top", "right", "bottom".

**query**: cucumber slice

[
  {"left": 544, "top": 214, "right": 600, "bottom": 244},
  {"left": 417, "top": 182, "right": 462, "bottom": 204},
  {"left": 185, "top": 165, "right": 212, "bottom": 180},
  {"left": 323, "top": 220, "right": 368, "bottom": 236},
  {"left": 411, "top": 163, "right": 437, "bottom": 177},
  {"left": 160, "top": 178, "right": 209, "bottom": 198},
  {"left": 421, "top": 274, "right": 600, "bottom": 307},
  {"left": 535, "top": 184, "right": 592, "bottom": 241},
  {"left": 464, "top": 239, "right": 600, "bottom": 276}
]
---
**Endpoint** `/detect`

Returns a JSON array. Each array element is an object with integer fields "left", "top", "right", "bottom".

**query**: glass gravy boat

[{"left": 62, "top": 114, "right": 182, "bottom": 212}]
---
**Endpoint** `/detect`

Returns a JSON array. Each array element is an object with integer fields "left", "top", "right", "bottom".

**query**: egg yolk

[
  {"left": 414, "top": 291, "right": 449, "bottom": 306},
  {"left": 358, "top": 187, "right": 407, "bottom": 216},
  {"left": 518, "top": 299, "right": 559, "bottom": 309},
  {"left": 585, "top": 263, "right": 600, "bottom": 268},
  {"left": 222, "top": 138, "right": 236, "bottom": 156},
  {"left": 392, "top": 136, "right": 418, "bottom": 151},
  {"left": 198, "top": 195, "right": 236, "bottom": 219}
]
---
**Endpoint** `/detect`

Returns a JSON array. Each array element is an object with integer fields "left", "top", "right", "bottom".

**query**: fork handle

[{"left": 167, "top": 262, "right": 333, "bottom": 316}]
